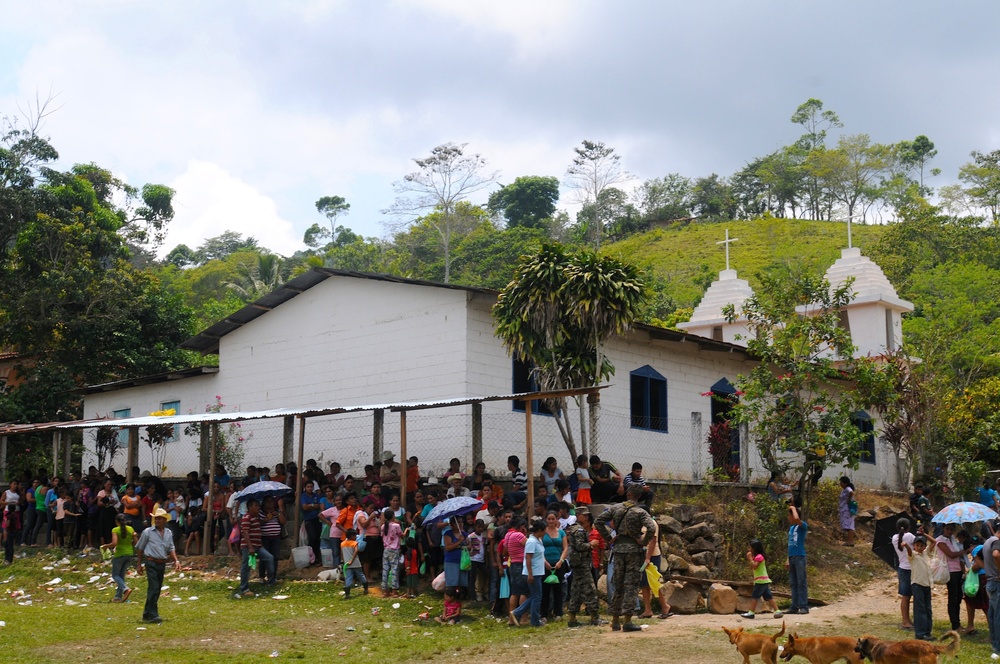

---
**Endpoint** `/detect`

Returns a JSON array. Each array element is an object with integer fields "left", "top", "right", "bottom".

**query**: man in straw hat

[{"left": 135, "top": 507, "right": 181, "bottom": 624}]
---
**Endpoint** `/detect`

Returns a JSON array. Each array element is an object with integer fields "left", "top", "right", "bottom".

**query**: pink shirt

[
  {"left": 321, "top": 506, "right": 344, "bottom": 538},
  {"left": 382, "top": 521, "right": 402, "bottom": 550},
  {"left": 502, "top": 530, "right": 527, "bottom": 564},
  {"left": 936, "top": 535, "right": 963, "bottom": 573}
]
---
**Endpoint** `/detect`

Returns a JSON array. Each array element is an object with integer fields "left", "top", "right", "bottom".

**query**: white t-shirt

[
  {"left": 558, "top": 514, "right": 577, "bottom": 529},
  {"left": 468, "top": 532, "right": 486, "bottom": 563},
  {"left": 575, "top": 466, "right": 591, "bottom": 489},
  {"left": 475, "top": 508, "right": 493, "bottom": 526},
  {"left": 893, "top": 532, "right": 916, "bottom": 570},
  {"left": 447, "top": 486, "right": 470, "bottom": 499}
]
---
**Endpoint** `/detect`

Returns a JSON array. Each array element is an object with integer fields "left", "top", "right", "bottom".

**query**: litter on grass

[{"left": 273, "top": 595, "right": 290, "bottom": 600}]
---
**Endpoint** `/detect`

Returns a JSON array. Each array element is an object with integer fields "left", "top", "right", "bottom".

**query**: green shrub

[
  {"left": 717, "top": 493, "right": 788, "bottom": 583},
  {"left": 809, "top": 479, "right": 841, "bottom": 524}
]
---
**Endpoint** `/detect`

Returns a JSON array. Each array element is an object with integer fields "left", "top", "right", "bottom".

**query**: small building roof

[{"left": 676, "top": 269, "right": 756, "bottom": 329}]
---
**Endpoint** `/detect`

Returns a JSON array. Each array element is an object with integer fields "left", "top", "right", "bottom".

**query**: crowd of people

[{"left": 1, "top": 451, "right": 671, "bottom": 630}]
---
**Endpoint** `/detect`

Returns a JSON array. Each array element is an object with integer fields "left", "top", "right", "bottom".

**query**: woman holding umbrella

[{"left": 442, "top": 516, "right": 468, "bottom": 604}]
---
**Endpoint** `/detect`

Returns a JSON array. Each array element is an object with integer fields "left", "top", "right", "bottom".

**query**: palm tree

[
  {"left": 493, "top": 242, "right": 645, "bottom": 463},
  {"left": 225, "top": 253, "right": 284, "bottom": 301}
]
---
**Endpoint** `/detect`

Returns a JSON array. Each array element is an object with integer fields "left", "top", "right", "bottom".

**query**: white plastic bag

[{"left": 930, "top": 555, "right": 950, "bottom": 585}]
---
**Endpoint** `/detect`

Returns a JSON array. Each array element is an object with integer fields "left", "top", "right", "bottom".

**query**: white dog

[{"left": 317, "top": 568, "right": 342, "bottom": 582}]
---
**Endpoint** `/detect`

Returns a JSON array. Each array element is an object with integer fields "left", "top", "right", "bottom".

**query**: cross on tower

[{"left": 716, "top": 229, "right": 739, "bottom": 271}]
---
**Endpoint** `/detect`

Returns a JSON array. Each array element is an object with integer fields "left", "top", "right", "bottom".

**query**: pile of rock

[{"left": 656, "top": 502, "right": 725, "bottom": 578}]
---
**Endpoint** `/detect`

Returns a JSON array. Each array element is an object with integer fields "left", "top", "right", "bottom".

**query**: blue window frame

[
  {"left": 511, "top": 359, "right": 552, "bottom": 415},
  {"left": 160, "top": 400, "right": 180, "bottom": 442},
  {"left": 630, "top": 365, "right": 668, "bottom": 432},
  {"left": 853, "top": 410, "right": 875, "bottom": 464},
  {"left": 113, "top": 408, "right": 131, "bottom": 446}
]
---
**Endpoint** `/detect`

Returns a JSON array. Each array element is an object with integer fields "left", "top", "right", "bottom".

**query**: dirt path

[{"left": 487, "top": 572, "right": 939, "bottom": 664}]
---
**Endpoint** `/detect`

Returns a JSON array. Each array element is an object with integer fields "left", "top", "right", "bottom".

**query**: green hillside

[{"left": 607, "top": 217, "right": 886, "bottom": 308}]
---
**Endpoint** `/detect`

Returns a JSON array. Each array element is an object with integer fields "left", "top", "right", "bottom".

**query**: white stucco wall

[{"left": 82, "top": 274, "right": 903, "bottom": 489}]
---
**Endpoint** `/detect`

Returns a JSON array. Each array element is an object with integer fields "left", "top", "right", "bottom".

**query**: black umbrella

[{"left": 872, "top": 512, "right": 907, "bottom": 570}]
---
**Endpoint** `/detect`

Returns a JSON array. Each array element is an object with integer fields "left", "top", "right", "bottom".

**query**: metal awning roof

[{"left": 0, "top": 387, "right": 606, "bottom": 436}]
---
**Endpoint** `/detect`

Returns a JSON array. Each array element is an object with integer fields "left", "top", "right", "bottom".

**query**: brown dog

[
  {"left": 854, "top": 631, "right": 960, "bottom": 664},
  {"left": 780, "top": 632, "right": 863, "bottom": 664},
  {"left": 723, "top": 621, "right": 786, "bottom": 664}
]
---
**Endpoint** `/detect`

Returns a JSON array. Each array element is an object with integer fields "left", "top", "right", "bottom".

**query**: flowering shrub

[
  {"left": 707, "top": 421, "right": 740, "bottom": 481},
  {"left": 183, "top": 396, "right": 249, "bottom": 474}
]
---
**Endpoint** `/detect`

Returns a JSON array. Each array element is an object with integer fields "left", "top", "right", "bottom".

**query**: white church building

[{"left": 80, "top": 243, "right": 912, "bottom": 489}]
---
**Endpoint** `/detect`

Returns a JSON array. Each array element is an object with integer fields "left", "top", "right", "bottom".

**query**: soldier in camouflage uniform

[
  {"left": 595, "top": 483, "right": 656, "bottom": 632},
  {"left": 564, "top": 510, "right": 606, "bottom": 627}
]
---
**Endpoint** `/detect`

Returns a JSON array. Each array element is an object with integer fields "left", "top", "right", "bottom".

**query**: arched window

[{"left": 630, "top": 365, "right": 667, "bottom": 432}]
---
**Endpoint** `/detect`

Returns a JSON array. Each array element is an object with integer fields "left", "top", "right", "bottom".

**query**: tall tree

[
  {"left": 957, "top": 149, "right": 1000, "bottom": 224},
  {"left": 690, "top": 174, "right": 737, "bottom": 220},
  {"left": 305, "top": 195, "right": 351, "bottom": 251},
  {"left": 224, "top": 252, "right": 285, "bottom": 301},
  {"left": 633, "top": 174, "right": 692, "bottom": 223},
  {"left": 565, "top": 140, "right": 629, "bottom": 249},
  {"left": 899, "top": 135, "right": 940, "bottom": 194},
  {"left": 487, "top": 176, "right": 559, "bottom": 230},
  {"left": 384, "top": 142, "right": 499, "bottom": 283},
  {"left": 493, "top": 243, "right": 645, "bottom": 463},
  {"left": 805, "top": 133, "right": 894, "bottom": 222},
  {"left": 790, "top": 98, "right": 843, "bottom": 220}
]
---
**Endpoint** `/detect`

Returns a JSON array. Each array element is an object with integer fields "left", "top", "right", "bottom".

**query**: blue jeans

[
  {"left": 112, "top": 555, "right": 134, "bottom": 599},
  {"left": 345, "top": 566, "right": 367, "bottom": 590},
  {"left": 261, "top": 536, "right": 281, "bottom": 582},
  {"left": 988, "top": 578, "right": 1000, "bottom": 654},
  {"left": 912, "top": 583, "right": 932, "bottom": 640},
  {"left": 512, "top": 576, "right": 543, "bottom": 626},
  {"left": 238, "top": 546, "right": 275, "bottom": 593},
  {"left": 788, "top": 555, "right": 808, "bottom": 611}
]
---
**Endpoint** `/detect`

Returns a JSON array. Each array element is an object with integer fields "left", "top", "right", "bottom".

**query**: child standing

[
  {"left": 341, "top": 528, "right": 368, "bottom": 598},
  {"left": 381, "top": 508, "right": 403, "bottom": 597},
  {"left": 574, "top": 455, "right": 592, "bottom": 505},
  {"left": 468, "top": 519, "right": 488, "bottom": 602},
  {"left": 740, "top": 539, "right": 783, "bottom": 619},
  {"left": 403, "top": 518, "right": 422, "bottom": 597},
  {"left": 902, "top": 535, "right": 933, "bottom": 640}
]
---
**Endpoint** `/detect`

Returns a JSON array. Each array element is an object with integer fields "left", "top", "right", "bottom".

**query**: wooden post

[
  {"left": 0, "top": 436, "right": 7, "bottom": 484},
  {"left": 292, "top": 416, "right": 306, "bottom": 546},
  {"left": 127, "top": 427, "right": 139, "bottom": 483},
  {"left": 399, "top": 411, "right": 407, "bottom": 495},
  {"left": 525, "top": 404, "right": 534, "bottom": 510},
  {"left": 587, "top": 391, "right": 600, "bottom": 460},
  {"left": 63, "top": 431, "right": 72, "bottom": 477},
  {"left": 203, "top": 423, "right": 218, "bottom": 555},
  {"left": 52, "top": 431, "right": 59, "bottom": 477},
  {"left": 282, "top": 416, "right": 294, "bottom": 465},
  {"left": 199, "top": 427, "right": 210, "bottom": 476},
  {"left": 372, "top": 409, "right": 384, "bottom": 464},
  {"left": 471, "top": 403, "right": 482, "bottom": 467}
]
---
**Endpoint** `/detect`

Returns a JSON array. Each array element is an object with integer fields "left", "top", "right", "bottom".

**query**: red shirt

[
  {"left": 589, "top": 527, "right": 605, "bottom": 568},
  {"left": 141, "top": 495, "right": 155, "bottom": 518}
]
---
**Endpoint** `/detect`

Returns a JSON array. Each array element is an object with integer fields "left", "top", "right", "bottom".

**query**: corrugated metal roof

[
  {"left": 179, "top": 268, "right": 498, "bottom": 355},
  {"left": 79, "top": 366, "right": 219, "bottom": 394},
  {"left": 0, "top": 387, "right": 604, "bottom": 436}
]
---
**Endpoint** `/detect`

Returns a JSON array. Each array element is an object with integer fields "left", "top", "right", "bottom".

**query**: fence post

[
  {"left": 471, "top": 403, "right": 482, "bottom": 468},
  {"left": 127, "top": 427, "right": 139, "bottom": 483},
  {"left": 0, "top": 436, "right": 6, "bottom": 483},
  {"left": 199, "top": 427, "right": 210, "bottom": 476},
  {"left": 63, "top": 431, "right": 72, "bottom": 477},
  {"left": 372, "top": 409, "right": 384, "bottom": 464},
  {"left": 52, "top": 431, "right": 59, "bottom": 477},
  {"left": 691, "top": 412, "right": 703, "bottom": 481},
  {"left": 203, "top": 423, "right": 218, "bottom": 555},
  {"left": 292, "top": 417, "right": 306, "bottom": 547},
  {"left": 282, "top": 416, "right": 294, "bottom": 465},
  {"left": 587, "top": 391, "right": 601, "bottom": 460}
]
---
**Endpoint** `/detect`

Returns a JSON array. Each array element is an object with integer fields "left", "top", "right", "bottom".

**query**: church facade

[{"left": 82, "top": 252, "right": 909, "bottom": 489}]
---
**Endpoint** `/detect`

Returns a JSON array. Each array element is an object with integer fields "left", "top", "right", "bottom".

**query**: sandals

[{"left": 658, "top": 612, "right": 674, "bottom": 619}]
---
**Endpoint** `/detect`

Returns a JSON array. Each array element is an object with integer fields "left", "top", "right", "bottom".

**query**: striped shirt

[
  {"left": 241, "top": 513, "right": 262, "bottom": 549},
  {"left": 511, "top": 467, "right": 527, "bottom": 491},
  {"left": 260, "top": 514, "right": 282, "bottom": 538}
]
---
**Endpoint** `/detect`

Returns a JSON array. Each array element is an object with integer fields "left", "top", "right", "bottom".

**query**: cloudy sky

[{"left": 3, "top": 1, "right": 999, "bottom": 257}]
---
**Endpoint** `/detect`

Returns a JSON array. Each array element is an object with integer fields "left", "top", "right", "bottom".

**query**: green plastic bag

[
  {"left": 101, "top": 546, "right": 113, "bottom": 562},
  {"left": 965, "top": 570, "right": 981, "bottom": 597},
  {"left": 460, "top": 548, "right": 472, "bottom": 571},
  {"left": 543, "top": 570, "right": 560, "bottom": 584},
  {"left": 248, "top": 553, "right": 258, "bottom": 570},
  {"left": 419, "top": 561, "right": 427, "bottom": 575}
]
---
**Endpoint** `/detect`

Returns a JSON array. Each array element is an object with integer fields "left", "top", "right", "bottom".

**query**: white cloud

[{"left": 165, "top": 160, "right": 301, "bottom": 257}]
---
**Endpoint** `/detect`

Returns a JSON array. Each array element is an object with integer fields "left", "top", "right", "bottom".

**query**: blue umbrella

[
  {"left": 236, "top": 480, "right": 293, "bottom": 503},
  {"left": 423, "top": 496, "right": 482, "bottom": 525},
  {"left": 931, "top": 501, "right": 998, "bottom": 524}
]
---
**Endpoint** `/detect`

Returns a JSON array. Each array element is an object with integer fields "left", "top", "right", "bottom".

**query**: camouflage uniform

[
  {"left": 565, "top": 522, "right": 600, "bottom": 621},
  {"left": 595, "top": 500, "right": 656, "bottom": 629}
]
